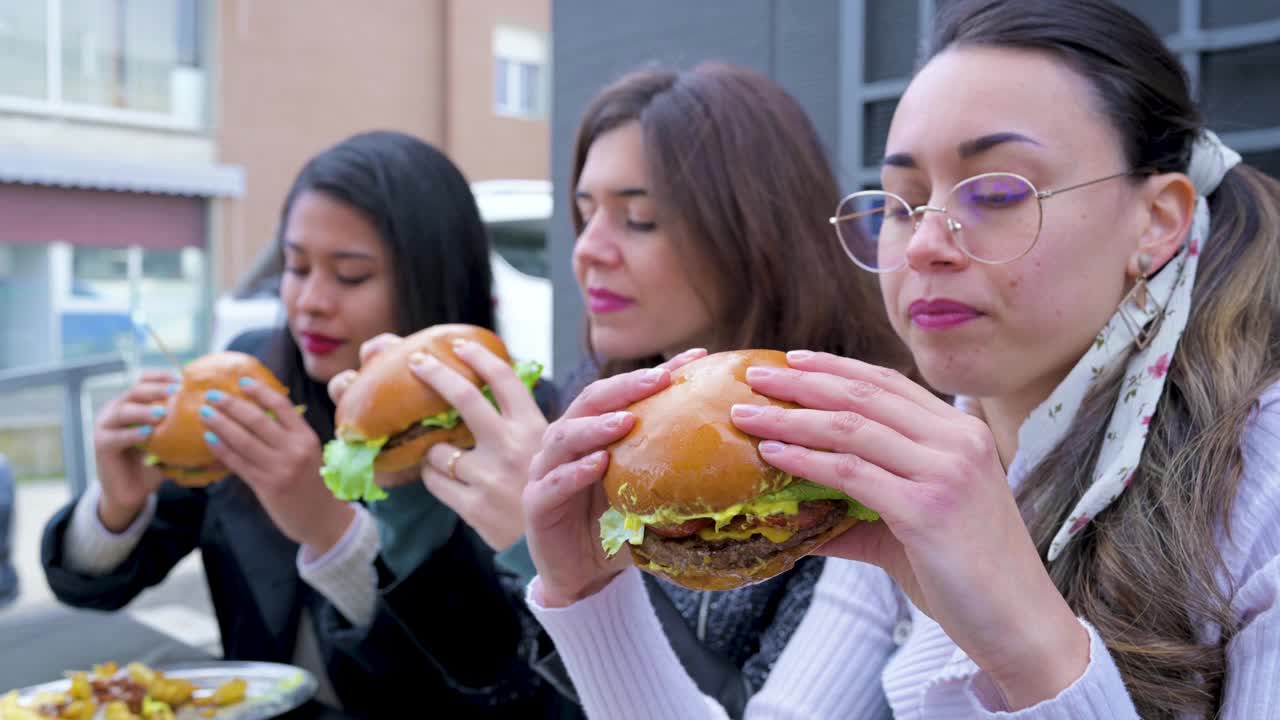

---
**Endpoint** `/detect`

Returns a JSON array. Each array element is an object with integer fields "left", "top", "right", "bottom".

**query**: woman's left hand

[
  {"left": 407, "top": 339, "right": 548, "bottom": 552},
  {"left": 731, "top": 350, "right": 1089, "bottom": 709},
  {"left": 200, "top": 377, "right": 354, "bottom": 555}
]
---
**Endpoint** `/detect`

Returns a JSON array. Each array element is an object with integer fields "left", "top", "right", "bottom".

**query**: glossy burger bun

[
  {"left": 334, "top": 324, "right": 511, "bottom": 473},
  {"left": 603, "top": 349, "right": 858, "bottom": 591},
  {"left": 146, "top": 351, "right": 288, "bottom": 487},
  {"left": 604, "top": 349, "right": 798, "bottom": 514}
]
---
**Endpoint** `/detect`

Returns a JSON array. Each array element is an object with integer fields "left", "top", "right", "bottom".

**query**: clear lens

[
  {"left": 947, "top": 174, "right": 1041, "bottom": 263},
  {"left": 833, "top": 191, "right": 913, "bottom": 272}
]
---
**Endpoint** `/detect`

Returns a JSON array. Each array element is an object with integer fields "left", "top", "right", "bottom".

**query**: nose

[
  {"left": 904, "top": 208, "right": 969, "bottom": 272},
  {"left": 296, "top": 271, "right": 337, "bottom": 316},
  {"left": 572, "top": 212, "right": 623, "bottom": 268}
]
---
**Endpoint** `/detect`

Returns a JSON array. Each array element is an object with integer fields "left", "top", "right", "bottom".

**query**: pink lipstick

[{"left": 908, "top": 299, "right": 982, "bottom": 330}]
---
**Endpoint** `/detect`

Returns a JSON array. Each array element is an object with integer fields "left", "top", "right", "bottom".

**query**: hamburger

[
  {"left": 599, "top": 350, "right": 878, "bottom": 591},
  {"left": 143, "top": 351, "right": 289, "bottom": 487},
  {"left": 321, "top": 324, "right": 542, "bottom": 502}
]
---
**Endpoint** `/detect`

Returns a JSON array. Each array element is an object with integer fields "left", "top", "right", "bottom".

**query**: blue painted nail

[
  {"left": 151, "top": 406, "right": 166, "bottom": 418},
  {"left": 199, "top": 405, "right": 214, "bottom": 419},
  {"left": 167, "top": 383, "right": 180, "bottom": 396},
  {"left": 203, "top": 431, "right": 219, "bottom": 445},
  {"left": 239, "top": 377, "right": 255, "bottom": 388},
  {"left": 206, "top": 389, "right": 226, "bottom": 403},
  {"left": 137, "top": 425, "right": 152, "bottom": 438}
]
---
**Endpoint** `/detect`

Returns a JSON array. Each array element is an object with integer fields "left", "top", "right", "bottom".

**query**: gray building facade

[{"left": 549, "top": 0, "right": 1280, "bottom": 383}]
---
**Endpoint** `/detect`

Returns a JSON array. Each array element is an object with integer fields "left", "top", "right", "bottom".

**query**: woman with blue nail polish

[{"left": 41, "top": 131, "right": 568, "bottom": 718}]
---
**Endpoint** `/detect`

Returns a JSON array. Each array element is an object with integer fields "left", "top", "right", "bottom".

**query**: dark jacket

[{"left": 40, "top": 330, "right": 563, "bottom": 718}]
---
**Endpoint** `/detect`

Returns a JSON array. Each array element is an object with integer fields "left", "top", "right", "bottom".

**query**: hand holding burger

[
  {"left": 600, "top": 350, "right": 877, "bottom": 591},
  {"left": 321, "top": 324, "right": 542, "bottom": 508}
]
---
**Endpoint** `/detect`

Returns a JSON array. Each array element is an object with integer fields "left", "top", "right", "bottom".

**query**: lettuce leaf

[
  {"left": 321, "top": 360, "right": 544, "bottom": 502},
  {"left": 321, "top": 437, "right": 389, "bottom": 502},
  {"left": 599, "top": 507, "right": 645, "bottom": 556},
  {"left": 599, "top": 477, "right": 878, "bottom": 556}
]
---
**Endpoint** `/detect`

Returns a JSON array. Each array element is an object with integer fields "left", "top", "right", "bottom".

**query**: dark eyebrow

[
  {"left": 574, "top": 187, "right": 649, "bottom": 200},
  {"left": 957, "top": 131, "right": 1042, "bottom": 158},
  {"left": 882, "top": 132, "right": 1043, "bottom": 169},
  {"left": 284, "top": 240, "right": 374, "bottom": 261}
]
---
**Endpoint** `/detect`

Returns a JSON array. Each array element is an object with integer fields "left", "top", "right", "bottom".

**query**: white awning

[{"left": 0, "top": 145, "right": 244, "bottom": 198}]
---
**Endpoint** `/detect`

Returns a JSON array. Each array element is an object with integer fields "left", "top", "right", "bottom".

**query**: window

[
  {"left": 494, "top": 25, "right": 547, "bottom": 118},
  {"left": 843, "top": 0, "right": 1280, "bottom": 191},
  {"left": 0, "top": 1, "right": 47, "bottom": 99},
  {"left": 0, "top": 0, "right": 207, "bottom": 128}
]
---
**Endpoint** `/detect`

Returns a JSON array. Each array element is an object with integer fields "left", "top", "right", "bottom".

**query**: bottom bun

[
  {"left": 631, "top": 515, "right": 859, "bottom": 591},
  {"left": 373, "top": 423, "right": 477, "bottom": 473},
  {"left": 165, "top": 463, "right": 231, "bottom": 488}
]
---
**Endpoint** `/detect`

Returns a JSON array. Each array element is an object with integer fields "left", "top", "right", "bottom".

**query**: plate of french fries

[{"left": 0, "top": 661, "right": 317, "bottom": 720}]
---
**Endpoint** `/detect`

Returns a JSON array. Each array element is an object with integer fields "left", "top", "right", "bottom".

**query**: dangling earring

[{"left": 1119, "top": 253, "right": 1163, "bottom": 350}]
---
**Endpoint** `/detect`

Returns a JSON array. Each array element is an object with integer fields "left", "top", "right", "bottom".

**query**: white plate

[{"left": 10, "top": 661, "right": 317, "bottom": 719}]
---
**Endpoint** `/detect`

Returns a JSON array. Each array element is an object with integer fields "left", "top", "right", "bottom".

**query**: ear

[{"left": 1127, "top": 172, "right": 1197, "bottom": 279}]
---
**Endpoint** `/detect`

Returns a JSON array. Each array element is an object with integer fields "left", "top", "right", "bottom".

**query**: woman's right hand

[
  {"left": 92, "top": 370, "right": 178, "bottom": 532},
  {"left": 524, "top": 348, "right": 706, "bottom": 608}
]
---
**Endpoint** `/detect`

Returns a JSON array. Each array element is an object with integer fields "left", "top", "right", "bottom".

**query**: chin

[
  {"left": 301, "top": 353, "right": 347, "bottom": 384},
  {"left": 589, "top": 326, "right": 659, "bottom": 363}
]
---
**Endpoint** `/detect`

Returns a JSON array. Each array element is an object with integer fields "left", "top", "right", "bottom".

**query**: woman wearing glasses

[{"left": 522, "top": 1, "right": 1280, "bottom": 718}]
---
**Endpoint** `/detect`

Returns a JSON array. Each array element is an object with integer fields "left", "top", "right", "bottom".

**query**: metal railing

[{"left": 0, "top": 355, "right": 127, "bottom": 496}]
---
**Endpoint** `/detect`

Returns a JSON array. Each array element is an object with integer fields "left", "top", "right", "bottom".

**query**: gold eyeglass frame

[{"left": 828, "top": 170, "right": 1141, "bottom": 273}]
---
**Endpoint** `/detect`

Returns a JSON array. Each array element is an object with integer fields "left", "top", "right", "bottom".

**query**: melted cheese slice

[{"left": 697, "top": 526, "right": 796, "bottom": 543}]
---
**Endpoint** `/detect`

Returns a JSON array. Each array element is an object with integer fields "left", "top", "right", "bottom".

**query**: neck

[{"left": 977, "top": 375, "right": 1062, "bottom": 469}]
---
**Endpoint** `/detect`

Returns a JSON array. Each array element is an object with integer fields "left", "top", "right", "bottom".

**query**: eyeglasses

[{"left": 829, "top": 170, "right": 1141, "bottom": 273}]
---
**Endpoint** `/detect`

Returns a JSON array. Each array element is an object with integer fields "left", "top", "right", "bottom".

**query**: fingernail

[
  {"left": 683, "top": 347, "right": 706, "bottom": 358},
  {"left": 151, "top": 406, "right": 166, "bottom": 418},
  {"left": 409, "top": 351, "right": 430, "bottom": 367},
  {"left": 641, "top": 368, "right": 665, "bottom": 383},
  {"left": 759, "top": 440, "right": 786, "bottom": 454},
  {"left": 787, "top": 350, "right": 814, "bottom": 362},
  {"left": 732, "top": 404, "right": 762, "bottom": 419},
  {"left": 238, "top": 377, "right": 255, "bottom": 388},
  {"left": 206, "top": 389, "right": 226, "bottom": 403},
  {"left": 137, "top": 425, "right": 152, "bottom": 438},
  {"left": 167, "top": 384, "right": 180, "bottom": 396},
  {"left": 584, "top": 450, "right": 606, "bottom": 468},
  {"left": 203, "top": 431, "right": 219, "bottom": 446},
  {"left": 452, "top": 338, "right": 471, "bottom": 352},
  {"left": 199, "top": 405, "right": 214, "bottom": 419},
  {"left": 603, "top": 412, "right": 630, "bottom": 430},
  {"left": 746, "top": 367, "right": 776, "bottom": 381}
]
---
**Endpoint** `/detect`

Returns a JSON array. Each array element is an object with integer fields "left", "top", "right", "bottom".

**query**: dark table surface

[{"left": 0, "top": 605, "right": 354, "bottom": 719}]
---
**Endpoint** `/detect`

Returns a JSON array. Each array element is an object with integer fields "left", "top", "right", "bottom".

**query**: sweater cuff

[
  {"left": 527, "top": 567, "right": 724, "bottom": 719},
  {"left": 63, "top": 483, "right": 157, "bottom": 576},
  {"left": 297, "top": 503, "right": 379, "bottom": 627},
  {"left": 966, "top": 619, "right": 1139, "bottom": 719}
]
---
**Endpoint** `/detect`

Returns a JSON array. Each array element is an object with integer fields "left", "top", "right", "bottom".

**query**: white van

[{"left": 210, "top": 180, "right": 554, "bottom": 374}]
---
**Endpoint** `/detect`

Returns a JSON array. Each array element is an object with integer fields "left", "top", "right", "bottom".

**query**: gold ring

[{"left": 446, "top": 448, "right": 465, "bottom": 480}]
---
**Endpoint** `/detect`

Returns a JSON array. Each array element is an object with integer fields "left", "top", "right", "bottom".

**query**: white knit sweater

[{"left": 529, "top": 384, "right": 1280, "bottom": 718}]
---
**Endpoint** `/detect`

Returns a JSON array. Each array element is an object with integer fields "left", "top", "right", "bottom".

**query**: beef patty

[{"left": 635, "top": 500, "right": 847, "bottom": 573}]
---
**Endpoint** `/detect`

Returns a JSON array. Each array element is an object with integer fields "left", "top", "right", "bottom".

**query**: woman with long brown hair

[
  {"left": 332, "top": 62, "right": 910, "bottom": 715},
  {"left": 521, "top": 1, "right": 1280, "bottom": 718}
]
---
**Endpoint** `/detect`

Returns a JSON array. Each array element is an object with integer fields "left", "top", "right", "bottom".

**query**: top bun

[
  {"left": 334, "top": 324, "right": 510, "bottom": 443},
  {"left": 146, "top": 351, "right": 287, "bottom": 487},
  {"left": 603, "top": 350, "right": 797, "bottom": 516}
]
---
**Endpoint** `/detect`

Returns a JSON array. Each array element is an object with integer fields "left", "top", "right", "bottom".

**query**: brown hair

[
  {"left": 932, "top": 2, "right": 1280, "bottom": 717},
  {"left": 568, "top": 62, "right": 911, "bottom": 378}
]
